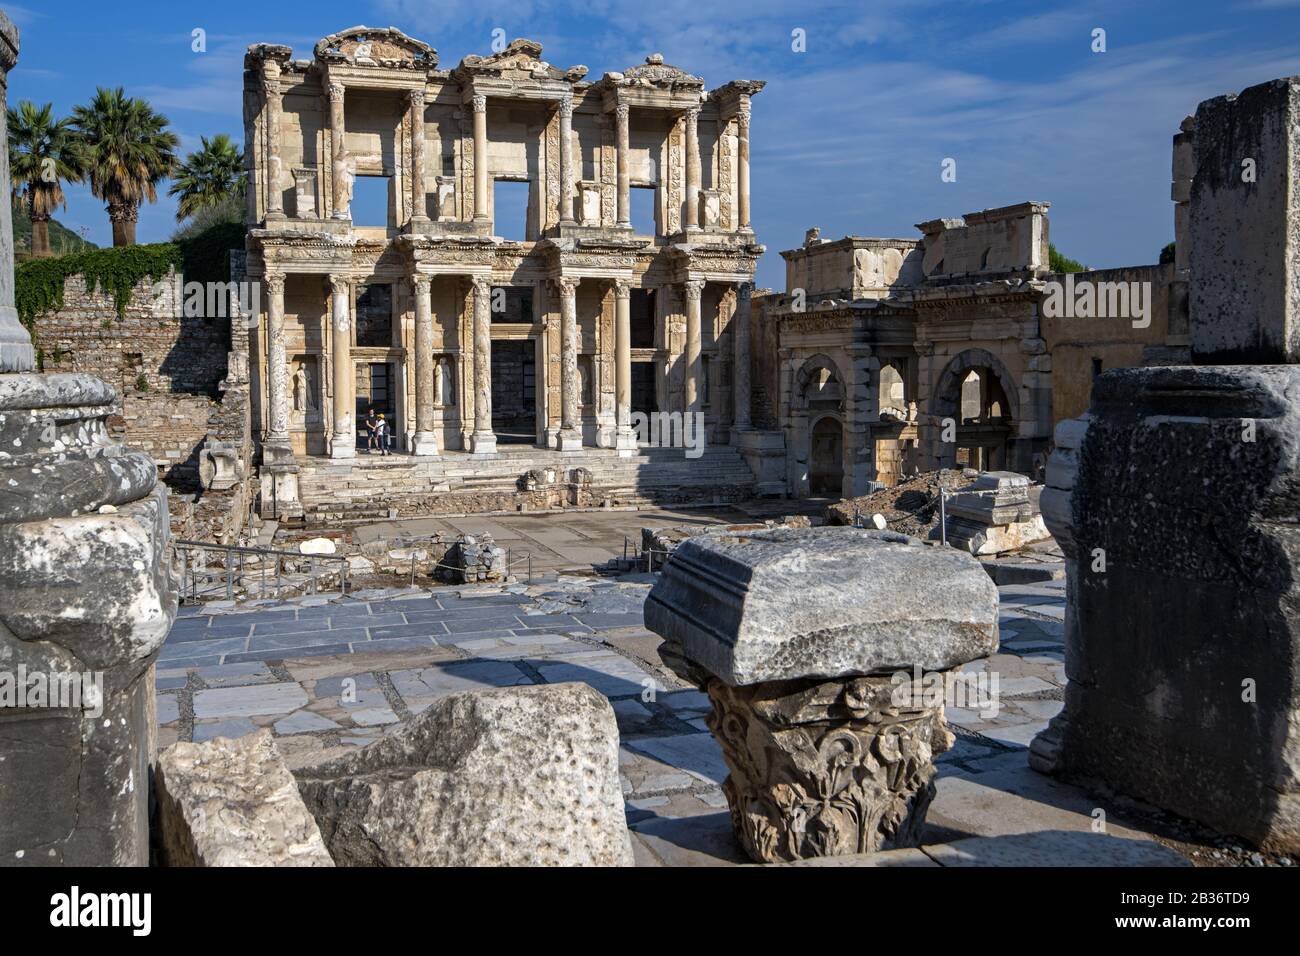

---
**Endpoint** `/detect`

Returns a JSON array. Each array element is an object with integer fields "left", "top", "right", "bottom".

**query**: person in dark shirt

[{"left": 364, "top": 408, "right": 380, "bottom": 453}]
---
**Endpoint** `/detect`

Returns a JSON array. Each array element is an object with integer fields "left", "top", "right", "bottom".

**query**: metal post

[{"left": 939, "top": 486, "right": 948, "bottom": 547}]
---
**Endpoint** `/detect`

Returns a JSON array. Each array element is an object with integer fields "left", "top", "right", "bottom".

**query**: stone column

[
  {"left": 328, "top": 82, "right": 349, "bottom": 220},
  {"left": 0, "top": 16, "right": 27, "bottom": 374},
  {"left": 645, "top": 526, "right": 997, "bottom": 864},
  {"left": 411, "top": 275, "right": 438, "bottom": 456},
  {"left": 264, "top": 63, "right": 285, "bottom": 219},
  {"left": 0, "top": 13, "right": 179, "bottom": 866},
  {"left": 615, "top": 102, "right": 631, "bottom": 229},
  {"left": 472, "top": 93, "right": 489, "bottom": 223},
  {"left": 557, "top": 276, "right": 582, "bottom": 451},
  {"left": 408, "top": 88, "right": 428, "bottom": 223},
  {"left": 732, "top": 281, "right": 752, "bottom": 431},
  {"left": 558, "top": 95, "right": 575, "bottom": 225},
  {"left": 470, "top": 275, "right": 496, "bottom": 454},
  {"left": 684, "top": 105, "right": 701, "bottom": 231},
  {"left": 683, "top": 279, "right": 704, "bottom": 413},
  {"left": 329, "top": 276, "right": 355, "bottom": 459},
  {"left": 737, "top": 98, "right": 752, "bottom": 231},
  {"left": 614, "top": 279, "right": 636, "bottom": 455},
  {"left": 264, "top": 271, "right": 289, "bottom": 447}
]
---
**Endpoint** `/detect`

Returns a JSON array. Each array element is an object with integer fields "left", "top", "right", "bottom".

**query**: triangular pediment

[{"left": 314, "top": 26, "right": 437, "bottom": 69}]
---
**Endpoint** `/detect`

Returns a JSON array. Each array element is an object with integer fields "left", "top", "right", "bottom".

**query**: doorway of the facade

[
  {"left": 491, "top": 340, "right": 536, "bottom": 444},
  {"left": 631, "top": 361, "right": 658, "bottom": 420},
  {"left": 356, "top": 361, "right": 397, "bottom": 453},
  {"left": 809, "top": 416, "right": 843, "bottom": 495}
]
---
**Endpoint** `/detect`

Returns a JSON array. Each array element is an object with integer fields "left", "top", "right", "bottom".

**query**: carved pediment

[
  {"left": 457, "top": 38, "right": 588, "bottom": 82},
  {"left": 610, "top": 53, "right": 704, "bottom": 91},
  {"left": 314, "top": 26, "right": 437, "bottom": 69}
]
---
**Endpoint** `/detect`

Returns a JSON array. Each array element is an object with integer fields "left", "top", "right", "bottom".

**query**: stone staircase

[{"left": 295, "top": 444, "right": 756, "bottom": 526}]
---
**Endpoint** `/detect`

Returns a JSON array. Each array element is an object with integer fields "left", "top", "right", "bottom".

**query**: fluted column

[
  {"left": 329, "top": 82, "right": 349, "bottom": 220},
  {"left": 329, "top": 276, "right": 355, "bottom": 459},
  {"left": 264, "top": 65, "right": 284, "bottom": 219},
  {"left": 684, "top": 279, "right": 704, "bottom": 413},
  {"left": 614, "top": 279, "right": 636, "bottom": 455},
  {"left": 737, "top": 98, "right": 752, "bottom": 231},
  {"left": 558, "top": 95, "right": 575, "bottom": 224},
  {"left": 472, "top": 93, "right": 489, "bottom": 223},
  {"left": 684, "top": 105, "right": 700, "bottom": 231},
  {"left": 470, "top": 275, "right": 496, "bottom": 454},
  {"left": 408, "top": 88, "right": 428, "bottom": 223},
  {"left": 733, "top": 281, "right": 753, "bottom": 430},
  {"left": 412, "top": 275, "right": 438, "bottom": 456},
  {"left": 265, "top": 271, "right": 289, "bottom": 444},
  {"left": 615, "top": 102, "right": 631, "bottom": 228},
  {"left": 557, "top": 276, "right": 582, "bottom": 451}
]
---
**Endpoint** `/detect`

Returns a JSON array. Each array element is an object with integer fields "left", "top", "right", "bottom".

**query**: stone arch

[
  {"left": 929, "top": 347, "right": 1021, "bottom": 472},
  {"left": 793, "top": 353, "right": 845, "bottom": 409},
  {"left": 788, "top": 353, "right": 849, "bottom": 498}
]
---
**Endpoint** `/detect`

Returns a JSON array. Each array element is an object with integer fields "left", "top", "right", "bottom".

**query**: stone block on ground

[
  {"left": 294, "top": 682, "right": 634, "bottom": 866},
  {"left": 154, "top": 729, "right": 334, "bottom": 867}
]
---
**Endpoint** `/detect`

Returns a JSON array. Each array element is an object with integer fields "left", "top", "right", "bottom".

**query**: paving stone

[
  {"left": 574, "top": 612, "right": 645, "bottom": 629},
  {"left": 995, "top": 676, "right": 1057, "bottom": 697},
  {"left": 388, "top": 660, "right": 532, "bottom": 710},
  {"left": 533, "top": 653, "right": 653, "bottom": 698},
  {"left": 1016, "top": 699, "right": 1065, "bottom": 721},
  {"left": 155, "top": 674, "right": 188, "bottom": 691},
  {"left": 193, "top": 682, "right": 309, "bottom": 720},
  {"left": 192, "top": 718, "right": 259, "bottom": 742},
  {"left": 349, "top": 706, "right": 399, "bottom": 726},
  {"left": 159, "top": 637, "right": 248, "bottom": 663},
  {"left": 631, "top": 812, "right": 750, "bottom": 865},
  {"left": 156, "top": 693, "right": 180, "bottom": 725},
  {"left": 619, "top": 746, "right": 695, "bottom": 795},
  {"left": 225, "top": 644, "right": 354, "bottom": 664},
  {"left": 248, "top": 629, "right": 369, "bottom": 652},
  {"left": 195, "top": 662, "right": 276, "bottom": 688},
  {"left": 978, "top": 721, "right": 1047, "bottom": 749},
  {"left": 626, "top": 734, "right": 728, "bottom": 787},
  {"left": 368, "top": 622, "right": 448, "bottom": 641},
  {"left": 924, "top": 831, "right": 1190, "bottom": 867},
  {"left": 274, "top": 710, "right": 342, "bottom": 734}
]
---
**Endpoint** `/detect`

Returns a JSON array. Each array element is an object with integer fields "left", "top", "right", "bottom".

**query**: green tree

[
  {"left": 72, "top": 87, "right": 179, "bottom": 246},
  {"left": 1048, "top": 243, "right": 1086, "bottom": 273},
  {"left": 7, "top": 101, "right": 86, "bottom": 258},
  {"left": 168, "top": 133, "right": 246, "bottom": 222},
  {"left": 1159, "top": 241, "right": 1175, "bottom": 265}
]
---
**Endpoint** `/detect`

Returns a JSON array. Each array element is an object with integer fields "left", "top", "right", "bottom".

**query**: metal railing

[
  {"left": 622, "top": 536, "right": 672, "bottom": 573},
  {"left": 174, "top": 540, "right": 350, "bottom": 604}
]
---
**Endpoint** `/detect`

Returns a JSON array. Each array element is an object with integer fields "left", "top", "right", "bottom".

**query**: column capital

[
  {"left": 685, "top": 105, "right": 701, "bottom": 123},
  {"left": 736, "top": 280, "right": 754, "bottom": 299},
  {"left": 328, "top": 81, "right": 345, "bottom": 102},
  {"left": 412, "top": 273, "right": 432, "bottom": 293},
  {"left": 736, "top": 98, "right": 752, "bottom": 125},
  {"left": 684, "top": 279, "right": 705, "bottom": 301},
  {"left": 615, "top": 102, "right": 630, "bottom": 123},
  {"left": 558, "top": 94, "right": 574, "bottom": 120},
  {"left": 613, "top": 278, "right": 631, "bottom": 299},
  {"left": 471, "top": 274, "right": 492, "bottom": 297},
  {"left": 405, "top": 87, "right": 425, "bottom": 108},
  {"left": 471, "top": 92, "right": 487, "bottom": 113},
  {"left": 329, "top": 274, "right": 350, "bottom": 296},
  {"left": 554, "top": 275, "right": 580, "bottom": 297},
  {"left": 264, "top": 271, "right": 285, "bottom": 295}
]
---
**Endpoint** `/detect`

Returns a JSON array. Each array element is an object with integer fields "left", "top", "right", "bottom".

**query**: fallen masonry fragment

[
  {"left": 941, "top": 471, "right": 1051, "bottom": 555},
  {"left": 645, "top": 526, "right": 999, "bottom": 862},
  {"left": 294, "top": 682, "right": 635, "bottom": 866},
  {"left": 155, "top": 730, "right": 334, "bottom": 867}
]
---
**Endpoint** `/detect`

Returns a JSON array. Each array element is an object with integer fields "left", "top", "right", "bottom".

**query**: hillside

[{"left": 12, "top": 207, "right": 97, "bottom": 259}]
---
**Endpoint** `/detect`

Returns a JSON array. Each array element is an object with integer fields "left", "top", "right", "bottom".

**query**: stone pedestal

[
  {"left": 1031, "top": 365, "right": 1300, "bottom": 854},
  {"left": 0, "top": 374, "right": 178, "bottom": 865},
  {"left": 645, "top": 526, "right": 998, "bottom": 863},
  {"left": 942, "top": 470, "right": 1050, "bottom": 555}
]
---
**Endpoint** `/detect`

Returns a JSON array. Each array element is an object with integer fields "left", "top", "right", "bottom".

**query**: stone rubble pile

[{"left": 940, "top": 471, "right": 1051, "bottom": 555}]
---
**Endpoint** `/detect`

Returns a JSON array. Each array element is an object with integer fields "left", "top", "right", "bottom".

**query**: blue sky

[{"left": 7, "top": 0, "right": 1300, "bottom": 288}]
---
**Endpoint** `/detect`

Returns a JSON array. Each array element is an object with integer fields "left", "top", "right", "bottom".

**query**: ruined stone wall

[
  {"left": 750, "top": 290, "right": 781, "bottom": 430},
  {"left": 30, "top": 268, "right": 228, "bottom": 491},
  {"left": 1041, "top": 262, "right": 1178, "bottom": 423}
]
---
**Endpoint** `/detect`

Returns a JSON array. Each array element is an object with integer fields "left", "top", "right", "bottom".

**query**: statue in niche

[{"left": 292, "top": 360, "right": 318, "bottom": 424}]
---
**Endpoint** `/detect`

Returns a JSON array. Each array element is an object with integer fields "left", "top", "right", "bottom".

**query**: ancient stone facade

[
  {"left": 754, "top": 201, "right": 1190, "bottom": 498},
  {"left": 244, "top": 27, "right": 764, "bottom": 517}
]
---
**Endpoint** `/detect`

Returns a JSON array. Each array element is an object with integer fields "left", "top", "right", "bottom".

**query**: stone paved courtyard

[{"left": 155, "top": 570, "right": 1190, "bottom": 866}]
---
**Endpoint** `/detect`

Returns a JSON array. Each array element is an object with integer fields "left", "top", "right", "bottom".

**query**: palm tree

[
  {"left": 168, "top": 133, "right": 246, "bottom": 222},
  {"left": 7, "top": 101, "right": 86, "bottom": 258},
  {"left": 72, "top": 87, "right": 179, "bottom": 246}
]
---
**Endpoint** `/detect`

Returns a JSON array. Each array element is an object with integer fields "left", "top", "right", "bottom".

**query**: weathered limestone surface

[
  {"left": 155, "top": 730, "right": 334, "bottom": 867},
  {"left": 646, "top": 526, "right": 998, "bottom": 863},
  {"left": 1032, "top": 365, "right": 1300, "bottom": 854},
  {"left": 942, "top": 471, "right": 1051, "bottom": 555},
  {"left": 1190, "top": 76, "right": 1300, "bottom": 363},
  {"left": 645, "top": 526, "right": 999, "bottom": 685},
  {"left": 295, "top": 682, "right": 635, "bottom": 866},
  {"left": 0, "top": 373, "right": 178, "bottom": 865}
]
